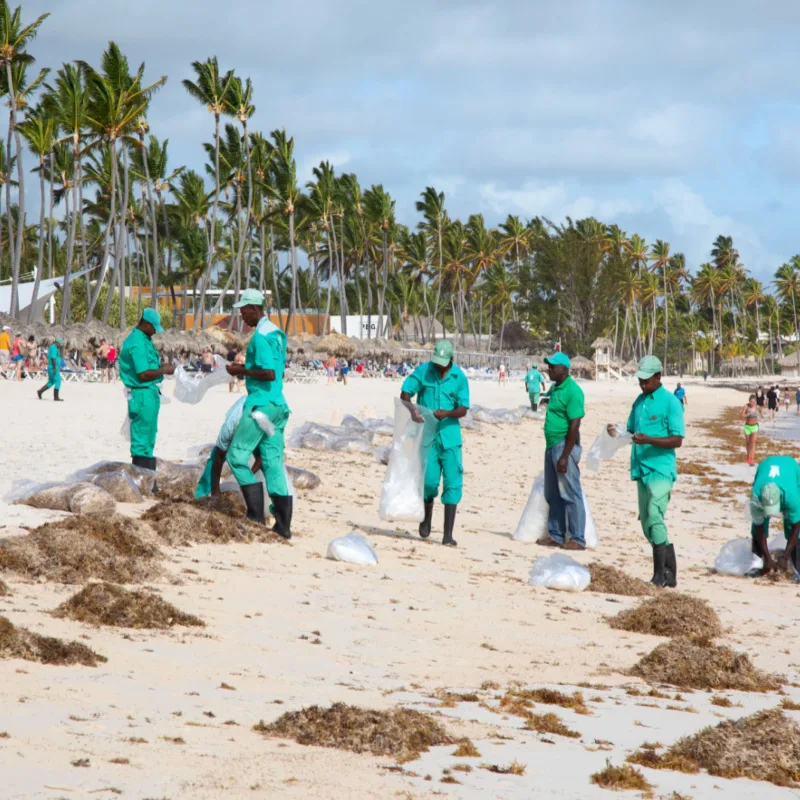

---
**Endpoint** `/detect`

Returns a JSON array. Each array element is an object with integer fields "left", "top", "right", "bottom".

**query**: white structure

[
  {"left": 0, "top": 268, "right": 92, "bottom": 322},
  {"left": 592, "top": 337, "right": 622, "bottom": 380},
  {"left": 329, "top": 315, "right": 390, "bottom": 339}
]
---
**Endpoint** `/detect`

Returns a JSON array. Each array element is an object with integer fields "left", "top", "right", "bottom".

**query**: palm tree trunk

[
  {"left": 60, "top": 154, "right": 80, "bottom": 325},
  {"left": 286, "top": 208, "right": 298, "bottom": 335},
  {"left": 87, "top": 140, "right": 119, "bottom": 319},
  {"left": 269, "top": 219, "right": 282, "bottom": 329},
  {"left": 258, "top": 221, "right": 266, "bottom": 293},
  {"left": 663, "top": 266, "right": 669, "bottom": 375},
  {"left": 6, "top": 63, "right": 24, "bottom": 318},
  {"left": 138, "top": 135, "right": 161, "bottom": 310},
  {"left": 47, "top": 146, "right": 54, "bottom": 280},
  {"left": 27, "top": 155, "right": 47, "bottom": 323},
  {"left": 194, "top": 112, "right": 222, "bottom": 329}
]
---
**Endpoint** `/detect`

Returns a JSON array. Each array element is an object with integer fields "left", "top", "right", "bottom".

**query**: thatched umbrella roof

[
  {"left": 207, "top": 325, "right": 245, "bottom": 351},
  {"left": 622, "top": 359, "right": 638, "bottom": 373},
  {"left": 354, "top": 337, "right": 401, "bottom": 358},
  {"left": 591, "top": 337, "right": 614, "bottom": 349},
  {"left": 570, "top": 355, "right": 596, "bottom": 375},
  {"left": 313, "top": 332, "right": 357, "bottom": 357},
  {"left": 779, "top": 353, "right": 800, "bottom": 368}
]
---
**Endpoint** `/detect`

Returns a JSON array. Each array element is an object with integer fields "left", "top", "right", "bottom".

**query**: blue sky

[{"left": 24, "top": 0, "right": 800, "bottom": 282}]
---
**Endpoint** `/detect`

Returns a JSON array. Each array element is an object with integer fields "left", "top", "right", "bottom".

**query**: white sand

[{"left": 1, "top": 375, "right": 799, "bottom": 798}]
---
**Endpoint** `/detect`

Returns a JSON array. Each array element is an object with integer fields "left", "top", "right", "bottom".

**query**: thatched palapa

[{"left": 314, "top": 332, "right": 357, "bottom": 357}]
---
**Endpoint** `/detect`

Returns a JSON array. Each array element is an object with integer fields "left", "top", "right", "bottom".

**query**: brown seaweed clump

[
  {"left": 590, "top": 761, "right": 653, "bottom": 791},
  {"left": 254, "top": 703, "right": 458, "bottom": 763},
  {"left": 628, "top": 708, "right": 800, "bottom": 787},
  {"left": 0, "top": 516, "right": 162, "bottom": 584},
  {"left": 609, "top": 593, "right": 722, "bottom": 640},
  {"left": 0, "top": 579, "right": 9, "bottom": 596},
  {"left": 630, "top": 638, "right": 781, "bottom": 692},
  {"left": 0, "top": 616, "right": 106, "bottom": 666},
  {"left": 141, "top": 499, "right": 284, "bottom": 546},
  {"left": 588, "top": 562, "right": 656, "bottom": 597},
  {"left": 52, "top": 583, "right": 204, "bottom": 630}
]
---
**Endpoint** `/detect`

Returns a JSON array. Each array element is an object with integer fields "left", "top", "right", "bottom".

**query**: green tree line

[{"left": 0, "top": 1, "right": 798, "bottom": 375}]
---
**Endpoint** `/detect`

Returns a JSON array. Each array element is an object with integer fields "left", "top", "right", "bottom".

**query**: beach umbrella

[{"left": 313, "top": 333, "right": 357, "bottom": 357}]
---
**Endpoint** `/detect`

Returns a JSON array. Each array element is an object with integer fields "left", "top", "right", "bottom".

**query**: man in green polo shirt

[
  {"left": 119, "top": 309, "right": 174, "bottom": 476},
  {"left": 620, "top": 355, "right": 685, "bottom": 587},
  {"left": 524, "top": 362, "right": 545, "bottom": 411},
  {"left": 224, "top": 289, "right": 292, "bottom": 538},
  {"left": 401, "top": 340, "right": 470, "bottom": 547},
  {"left": 539, "top": 351, "right": 587, "bottom": 550},
  {"left": 748, "top": 455, "right": 800, "bottom": 576}
]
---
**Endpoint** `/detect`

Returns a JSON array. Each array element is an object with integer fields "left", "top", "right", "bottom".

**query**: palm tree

[
  {"left": 0, "top": 0, "right": 49, "bottom": 316},
  {"left": 415, "top": 186, "right": 447, "bottom": 340},
  {"left": 17, "top": 108, "right": 54, "bottom": 321},
  {"left": 364, "top": 184, "right": 395, "bottom": 338},
  {"left": 774, "top": 260, "right": 800, "bottom": 369},
  {"left": 649, "top": 239, "right": 671, "bottom": 372},
  {"left": 80, "top": 42, "right": 166, "bottom": 326},
  {"left": 692, "top": 263, "right": 721, "bottom": 372},
  {"left": 182, "top": 57, "right": 234, "bottom": 328},
  {"left": 481, "top": 262, "right": 519, "bottom": 352}
]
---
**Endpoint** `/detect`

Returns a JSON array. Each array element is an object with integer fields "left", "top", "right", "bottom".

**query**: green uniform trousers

[
  {"left": 528, "top": 391, "right": 540, "bottom": 409},
  {"left": 637, "top": 475, "right": 673, "bottom": 545},
  {"left": 196, "top": 446, "right": 219, "bottom": 499},
  {"left": 44, "top": 369, "right": 61, "bottom": 391},
  {"left": 128, "top": 387, "right": 160, "bottom": 459},
  {"left": 226, "top": 402, "right": 289, "bottom": 496},
  {"left": 424, "top": 442, "right": 463, "bottom": 505}
]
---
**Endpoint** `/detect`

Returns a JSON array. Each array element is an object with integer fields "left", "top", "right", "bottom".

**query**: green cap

[
  {"left": 760, "top": 483, "right": 782, "bottom": 517},
  {"left": 544, "top": 352, "right": 570, "bottom": 368},
  {"left": 55, "top": 337, "right": 63, "bottom": 344},
  {"left": 142, "top": 307, "right": 164, "bottom": 334},
  {"left": 636, "top": 355, "right": 662, "bottom": 379},
  {"left": 531, "top": 362, "right": 538, "bottom": 369},
  {"left": 233, "top": 288, "right": 265, "bottom": 308},
  {"left": 432, "top": 339, "right": 454, "bottom": 367}
]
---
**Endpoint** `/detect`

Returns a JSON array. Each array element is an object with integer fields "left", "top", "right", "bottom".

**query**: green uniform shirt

[
  {"left": 244, "top": 317, "right": 287, "bottom": 409},
  {"left": 543, "top": 375, "right": 585, "bottom": 449},
  {"left": 47, "top": 343, "right": 60, "bottom": 375},
  {"left": 119, "top": 327, "right": 162, "bottom": 389},
  {"left": 402, "top": 361, "right": 470, "bottom": 450},
  {"left": 626, "top": 385, "right": 685, "bottom": 481},
  {"left": 525, "top": 369, "right": 544, "bottom": 394},
  {"left": 750, "top": 455, "right": 800, "bottom": 525}
]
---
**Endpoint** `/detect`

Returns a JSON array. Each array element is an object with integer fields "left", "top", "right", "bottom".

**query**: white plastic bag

[
  {"left": 326, "top": 532, "right": 378, "bottom": 565},
  {"left": 715, "top": 535, "right": 791, "bottom": 576},
  {"left": 471, "top": 405, "right": 521, "bottom": 425},
  {"left": 556, "top": 476, "right": 598, "bottom": 549},
  {"left": 586, "top": 424, "right": 633, "bottom": 473},
  {"left": 379, "top": 398, "right": 437, "bottom": 522},
  {"left": 529, "top": 553, "right": 590, "bottom": 592},
  {"left": 252, "top": 410, "right": 275, "bottom": 437},
  {"left": 513, "top": 474, "right": 549, "bottom": 542},
  {"left": 287, "top": 421, "right": 374, "bottom": 452},
  {"left": 173, "top": 355, "right": 228, "bottom": 404}
]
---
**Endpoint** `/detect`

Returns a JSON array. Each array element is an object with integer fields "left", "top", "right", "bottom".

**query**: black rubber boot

[
  {"left": 241, "top": 483, "right": 266, "bottom": 525},
  {"left": 131, "top": 456, "right": 150, "bottom": 469},
  {"left": 146, "top": 457, "right": 159, "bottom": 494},
  {"left": 419, "top": 501, "right": 434, "bottom": 539},
  {"left": 54, "top": 388, "right": 63, "bottom": 402},
  {"left": 664, "top": 544, "right": 677, "bottom": 588},
  {"left": 36, "top": 385, "right": 45, "bottom": 399},
  {"left": 442, "top": 504, "right": 457, "bottom": 547},
  {"left": 270, "top": 495, "right": 292, "bottom": 539},
  {"left": 651, "top": 543, "right": 667, "bottom": 587}
]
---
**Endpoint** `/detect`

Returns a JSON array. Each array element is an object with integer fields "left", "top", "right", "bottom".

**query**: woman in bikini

[{"left": 742, "top": 394, "right": 759, "bottom": 466}]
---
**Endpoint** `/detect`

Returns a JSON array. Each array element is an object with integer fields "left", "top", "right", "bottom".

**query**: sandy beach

[{"left": 2, "top": 375, "right": 800, "bottom": 799}]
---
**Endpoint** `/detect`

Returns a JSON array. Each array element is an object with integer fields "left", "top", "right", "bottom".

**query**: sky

[{"left": 21, "top": 0, "right": 800, "bottom": 282}]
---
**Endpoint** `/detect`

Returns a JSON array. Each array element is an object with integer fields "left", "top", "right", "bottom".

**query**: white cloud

[{"left": 299, "top": 151, "right": 352, "bottom": 184}]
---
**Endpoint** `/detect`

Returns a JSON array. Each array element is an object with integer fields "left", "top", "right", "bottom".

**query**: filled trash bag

[
  {"left": 288, "top": 421, "right": 375, "bottom": 453},
  {"left": 285, "top": 465, "right": 320, "bottom": 490},
  {"left": 471, "top": 405, "right": 521, "bottom": 425},
  {"left": 459, "top": 410, "right": 480, "bottom": 430},
  {"left": 583, "top": 495, "right": 598, "bottom": 549},
  {"left": 326, "top": 532, "right": 378, "bottom": 565},
  {"left": 88, "top": 471, "right": 143, "bottom": 503},
  {"left": 529, "top": 553, "right": 590, "bottom": 592},
  {"left": 379, "top": 399, "right": 437, "bottom": 522},
  {"left": 173, "top": 355, "right": 229, "bottom": 404},
  {"left": 513, "top": 474, "right": 548, "bottom": 542},
  {"left": 374, "top": 446, "right": 391, "bottom": 465},
  {"left": 67, "top": 483, "right": 116, "bottom": 515},
  {"left": 71, "top": 462, "right": 156, "bottom": 498},
  {"left": 519, "top": 406, "right": 545, "bottom": 420},
  {"left": 7, "top": 480, "right": 75, "bottom": 511},
  {"left": 715, "top": 535, "right": 787, "bottom": 576},
  {"left": 586, "top": 424, "right": 633, "bottom": 472}
]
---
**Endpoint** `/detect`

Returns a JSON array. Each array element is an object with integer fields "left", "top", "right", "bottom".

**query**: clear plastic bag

[
  {"left": 173, "top": 355, "right": 229, "bottom": 404},
  {"left": 583, "top": 494, "right": 598, "bottom": 549},
  {"left": 67, "top": 483, "right": 116, "bottom": 515},
  {"left": 519, "top": 406, "right": 545, "bottom": 420},
  {"left": 586, "top": 424, "right": 633, "bottom": 472},
  {"left": 715, "top": 535, "right": 787, "bottom": 576},
  {"left": 379, "top": 399, "right": 437, "bottom": 522},
  {"left": 71, "top": 462, "right": 156, "bottom": 497},
  {"left": 459, "top": 410, "right": 480, "bottom": 430},
  {"left": 513, "top": 474, "right": 548, "bottom": 542},
  {"left": 285, "top": 465, "right": 320, "bottom": 490},
  {"left": 252, "top": 410, "right": 275, "bottom": 437},
  {"left": 326, "top": 532, "right": 378, "bottom": 565},
  {"left": 89, "top": 471, "right": 143, "bottom": 503},
  {"left": 529, "top": 553, "right": 590, "bottom": 592},
  {"left": 471, "top": 405, "right": 521, "bottom": 425},
  {"left": 288, "top": 421, "right": 375, "bottom": 452},
  {"left": 7, "top": 480, "right": 74, "bottom": 511},
  {"left": 374, "top": 446, "right": 391, "bottom": 465}
]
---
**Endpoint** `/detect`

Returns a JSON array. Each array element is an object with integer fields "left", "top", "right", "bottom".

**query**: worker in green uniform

[
  {"left": 748, "top": 455, "right": 800, "bottom": 576},
  {"left": 524, "top": 362, "right": 545, "bottom": 410},
  {"left": 616, "top": 355, "right": 685, "bottom": 587},
  {"left": 401, "top": 340, "right": 470, "bottom": 547},
  {"left": 224, "top": 289, "right": 292, "bottom": 538},
  {"left": 37, "top": 337, "right": 63, "bottom": 401},
  {"left": 195, "top": 396, "right": 264, "bottom": 499},
  {"left": 119, "top": 308, "right": 174, "bottom": 477}
]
